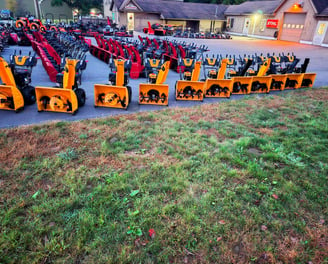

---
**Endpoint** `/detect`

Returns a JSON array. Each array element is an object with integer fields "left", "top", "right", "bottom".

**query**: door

[
  {"left": 186, "top": 20, "right": 199, "bottom": 32},
  {"left": 280, "top": 13, "right": 306, "bottom": 42},
  {"left": 127, "top": 12, "right": 134, "bottom": 31},
  {"left": 313, "top": 21, "right": 328, "bottom": 45},
  {"left": 243, "top": 18, "right": 250, "bottom": 35}
]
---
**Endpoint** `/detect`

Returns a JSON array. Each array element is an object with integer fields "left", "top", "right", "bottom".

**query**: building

[
  {"left": 104, "top": 0, "right": 228, "bottom": 33},
  {"left": 224, "top": 0, "right": 328, "bottom": 47},
  {"left": 224, "top": 1, "right": 281, "bottom": 39}
]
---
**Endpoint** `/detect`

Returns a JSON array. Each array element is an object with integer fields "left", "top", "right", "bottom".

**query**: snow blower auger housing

[
  {"left": 175, "top": 60, "right": 205, "bottom": 101},
  {"left": 284, "top": 73, "right": 303, "bottom": 89},
  {"left": 0, "top": 57, "right": 25, "bottom": 112},
  {"left": 270, "top": 74, "right": 287, "bottom": 91},
  {"left": 204, "top": 58, "right": 232, "bottom": 98},
  {"left": 139, "top": 61, "right": 170, "bottom": 106},
  {"left": 35, "top": 59, "right": 86, "bottom": 115},
  {"left": 231, "top": 76, "right": 253, "bottom": 95},
  {"left": 94, "top": 59, "right": 131, "bottom": 109},
  {"left": 301, "top": 73, "right": 316, "bottom": 88},
  {"left": 285, "top": 58, "right": 316, "bottom": 89},
  {"left": 250, "top": 58, "right": 272, "bottom": 94}
]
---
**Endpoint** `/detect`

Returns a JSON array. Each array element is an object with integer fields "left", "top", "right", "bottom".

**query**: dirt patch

[
  {"left": 303, "top": 88, "right": 328, "bottom": 101},
  {"left": 248, "top": 147, "right": 263, "bottom": 156},
  {"left": 230, "top": 117, "right": 247, "bottom": 125},
  {"left": 259, "top": 128, "right": 274, "bottom": 136}
]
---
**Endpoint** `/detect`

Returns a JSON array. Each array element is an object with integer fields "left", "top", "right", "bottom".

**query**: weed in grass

[
  {"left": 79, "top": 133, "right": 88, "bottom": 139},
  {"left": 55, "top": 121, "right": 67, "bottom": 128},
  {"left": 56, "top": 147, "right": 78, "bottom": 161},
  {"left": 31, "top": 127, "right": 47, "bottom": 134}
]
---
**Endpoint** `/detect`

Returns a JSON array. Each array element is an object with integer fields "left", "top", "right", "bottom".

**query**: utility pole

[{"left": 33, "top": 0, "right": 41, "bottom": 19}]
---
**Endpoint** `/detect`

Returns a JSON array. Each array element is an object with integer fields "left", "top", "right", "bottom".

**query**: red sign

[{"left": 266, "top": 19, "right": 279, "bottom": 28}]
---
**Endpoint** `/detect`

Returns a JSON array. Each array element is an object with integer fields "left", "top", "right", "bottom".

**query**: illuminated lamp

[{"left": 293, "top": 1, "right": 304, "bottom": 8}]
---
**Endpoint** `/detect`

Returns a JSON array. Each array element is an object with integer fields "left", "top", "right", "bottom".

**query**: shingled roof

[
  {"left": 119, "top": 0, "right": 228, "bottom": 20},
  {"left": 115, "top": 0, "right": 125, "bottom": 8},
  {"left": 311, "top": 0, "right": 328, "bottom": 15},
  {"left": 224, "top": 0, "right": 282, "bottom": 16},
  {"left": 115, "top": 0, "right": 328, "bottom": 19}
]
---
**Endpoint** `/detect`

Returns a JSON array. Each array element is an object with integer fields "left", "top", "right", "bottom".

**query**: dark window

[{"left": 230, "top": 18, "right": 234, "bottom": 28}]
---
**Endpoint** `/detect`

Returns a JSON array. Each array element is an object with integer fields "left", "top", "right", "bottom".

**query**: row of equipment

[{"left": 0, "top": 51, "right": 316, "bottom": 114}]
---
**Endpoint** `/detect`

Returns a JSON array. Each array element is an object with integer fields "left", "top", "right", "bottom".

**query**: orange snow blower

[
  {"left": 175, "top": 59, "right": 204, "bottom": 101},
  {"left": 94, "top": 59, "right": 132, "bottom": 109},
  {"left": 35, "top": 59, "right": 86, "bottom": 114},
  {"left": 139, "top": 61, "right": 170, "bottom": 106}
]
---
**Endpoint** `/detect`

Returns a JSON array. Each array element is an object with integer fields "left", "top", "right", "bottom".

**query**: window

[
  {"left": 230, "top": 18, "right": 234, "bottom": 28},
  {"left": 318, "top": 23, "right": 326, "bottom": 35}
]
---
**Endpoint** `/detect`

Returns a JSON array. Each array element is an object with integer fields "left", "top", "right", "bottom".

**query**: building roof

[
  {"left": 115, "top": 0, "right": 328, "bottom": 19},
  {"left": 318, "top": 7, "right": 328, "bottom": 16},
  {"left": 115, "top": 0, "right": 126, "bottom": 8},
  {"left": 224, "top": 0, "right": 282, "bottom": 16},
  {"left": 119, "top": 0, "right": 228, "bottom": 20},
  {"left": 312, "top": 0, "right": 328, "bottom": 15}
]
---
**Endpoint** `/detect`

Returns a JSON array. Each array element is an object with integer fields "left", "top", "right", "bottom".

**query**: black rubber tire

[
  {"left": 75, "top": 88, "right": 86, "bottom": 107},
  {"left": 127, "top": 86, "right": 132, "bottom": 104},
  {"left": 21, "top": 85, "right": 36, "bottom": 105},
  {"left": 15, "top": 107, "right": 24, "bottom": 113}
]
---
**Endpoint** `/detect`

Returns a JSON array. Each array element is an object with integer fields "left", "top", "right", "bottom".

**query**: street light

[
  {"left": 252, "top": 14, "right": 260, "bottom": 35},
  {"left": 33, "top": 0, "right": 41, "bottom": 19},
  {"left": 39, "top": 0, "right": 44, "bottom": 19},
  {"left": 252, "top": 10, "right": 263, "bottom": 36}
]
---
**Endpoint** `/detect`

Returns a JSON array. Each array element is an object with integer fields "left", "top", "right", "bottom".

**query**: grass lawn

[{"left": 0, "top": 88, "right": 327, "bottom": 263}]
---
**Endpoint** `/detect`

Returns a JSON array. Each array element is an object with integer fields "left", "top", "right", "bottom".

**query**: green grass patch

[{"left": 0, "top": 89, "right": 327, "bottom": 263}]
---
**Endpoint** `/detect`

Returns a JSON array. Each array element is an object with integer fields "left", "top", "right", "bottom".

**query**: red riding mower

[
  {"left": 35, "top": 59, "right": 86, "bottom": 114},
  {"left": 139, "top": 61, "right": 170, "bottom": 106},
  {"left": 94, "top": 58, "right": 132, "bottom": 110},
  {"left": 175, "top": 58, "right": 204, "bottom": 101},
  {"left": 0, "top": 57, "right": 25, "bottom": 112}
]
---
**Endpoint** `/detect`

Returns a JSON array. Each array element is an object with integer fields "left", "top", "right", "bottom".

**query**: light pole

[
  {"left": 252, "top": 14, "right": 259, "bottom": 36},
  {"left": 33, "top": 0, "right": 41, "bottom": 19},
  {"left": 39, "top": 0, "right": 45, "bottom": 19}
]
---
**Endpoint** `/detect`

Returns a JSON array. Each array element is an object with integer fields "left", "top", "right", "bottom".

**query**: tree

[
  {"left": 51, "top": 0, "right": 103, "bottom": 15},
  {"left": 6, "top": 0, "right": 17, "bottom": 13}
]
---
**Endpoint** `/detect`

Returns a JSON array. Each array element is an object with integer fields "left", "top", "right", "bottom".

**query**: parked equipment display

[
  {"left": 204, "top": 58, "right": 232, "bottom": 98},
  {"left": 139, "top": 61, "right": 170, "bottom": 106},
  {"left": 35, "top": 59, "right": 86, "bottom": 114},
  {"left": 8, "top": 50, "right": 37, "bottom": 104},
  {"left": 175, "top": 59, "right": 204, "bottom": 100},
  {"left": 250, "top": 58, "right": 272, "bottom": 94},
  {"left": 94, "top": 59, "right": 132, "bottom": 109},
  {"left": 0, "top": 57, "right": 25, "bottom": 112}
]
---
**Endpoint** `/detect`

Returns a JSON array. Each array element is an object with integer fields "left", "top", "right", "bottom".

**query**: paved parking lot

[{"left": 0, "top": 34, "right": 327, "bottom": 128}]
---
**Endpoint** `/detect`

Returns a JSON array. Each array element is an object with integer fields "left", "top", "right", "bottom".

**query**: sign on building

[{"left": 266, "top": 19, "right": 279, "bottom": 28}]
